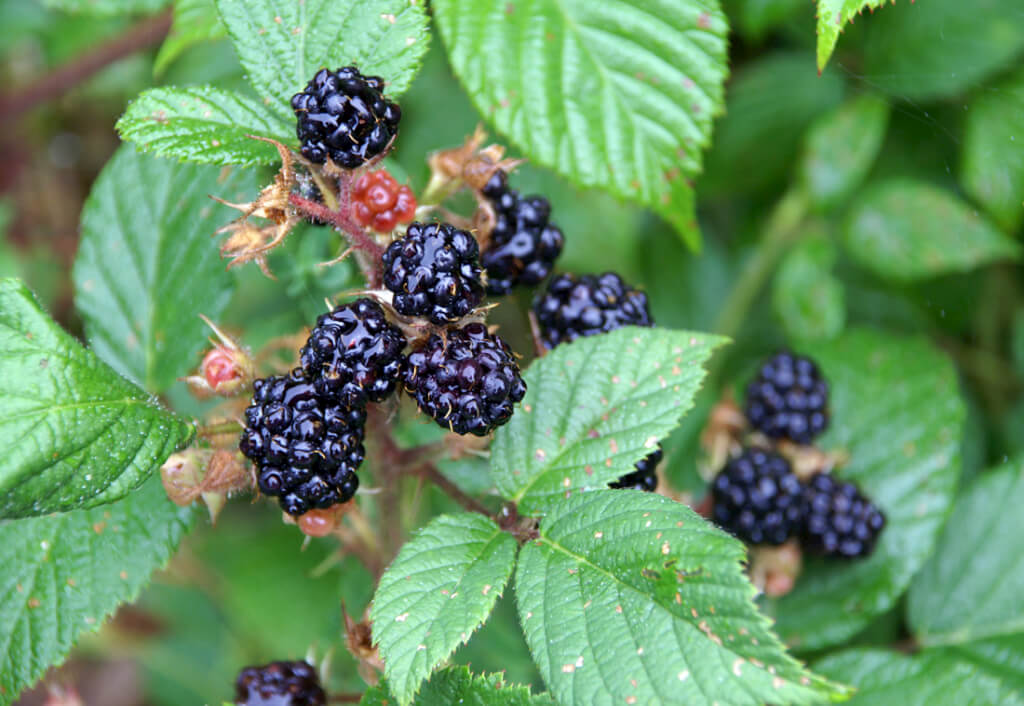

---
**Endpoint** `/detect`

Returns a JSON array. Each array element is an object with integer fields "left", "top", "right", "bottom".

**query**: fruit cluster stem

[
  {"left": 415, "top": 463, "right": 492, "bottom": 518},
  {"left": 288, "top": 192, "right": 384, "bottom": 287}
]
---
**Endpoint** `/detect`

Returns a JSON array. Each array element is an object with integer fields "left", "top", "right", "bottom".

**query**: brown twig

[
  {"left": 416, "top": 463, "right": 492, "bottom": 518},
  {"left": 0, "top": 9, "right": 173, "bottom": 123}
]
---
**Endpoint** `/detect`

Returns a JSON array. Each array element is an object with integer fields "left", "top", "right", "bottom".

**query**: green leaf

[
  {"left": 961, "top": 66, "right": 1024, "bottom": 232},
  {"left": 815, "top": 649, "right": 1024, "bottom": 706},
  {"left": 214, "top": 0, "right": 429, "bottom": 118},
  {"left": 40, "top": 0, "right": 168, "bottom": 15},
  {"left": 73, "top": 145, "right": 263, "bottom": 393},
  {"left": 700, "top": 51, "right": 845, "bottom": 198},
  {"left": 940, "top": 635, "right": 1024, "bottom": 693},
  {"left": 860, "top": 0, "right": 1024, "bottom": 101},
  {"left": 516, "top": 490, "right": 850, "bottom": 705},
  {"left": 0, "top": 278, "right": 193, "bottom": 519},
  {"left": 908, "top": 456, "right": 1024, "bottom": 647},
  {"left": 772, "top": 235, "right": 846, "bottom": 341},
  {"left": 491, "top": 327, "right": 725, "bottom": 515},
  {"left": 799, "top": 93, "right": 889, "bottom": 210},
  {"left": 0, "top": 476, "right": 195, "bottom": 706},
  {"left": 764, "top": 328, "right": 964, "bottom": 650},
  {"left": 154, "top": 0, "right": 225, "bottom": 75},
  {"left": 814, "top": 1, "right": 886, "bottom": 71},
  {"left": 371, "top": 513, "right": 518, "bottom": 706},
  {"left": 116, "top": 85, "right": 291, "bottom": 165},
  {"left": 360, "top": 666, "right": 556, "bottom": 706},
  {"left": 843, "top": 179, "right": 1021, "bottom": 282},
  {"left": 433, "top": 0, "right": 729, "bottom": 250}
]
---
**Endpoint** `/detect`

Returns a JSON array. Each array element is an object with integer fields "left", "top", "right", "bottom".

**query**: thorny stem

[
  {"left": 0, "top": 9, "right": 173, "bottom": 122},
  {"left": 288, "top": 192, "right": 384, "bottom": 287}
]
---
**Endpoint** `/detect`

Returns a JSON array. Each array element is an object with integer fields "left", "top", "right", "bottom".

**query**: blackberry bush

[
  {"left": 403, "top": 322, "right": 526, "bottom": 436},
  {"left": 299, "top": 298, "right": 407, "bottom": 409},
  {"left": 802, "top": 472, "right": 886, "bottom": 559},
  {"left": 479, "top": 170, "right": 565, "bottom": 295},
  {"left": 533, "top": 272, "right": 653, "bottom": 349},
  {"left": 239, "top": 368, "right": 365, "bottom": 516},
  {"left": 745, "top": 350, "right": 829, "bottom": 444},
  {"left": 291, "top": 66, "right": 401, "bottom": 168},
  {"left": 382, "top": 221, "right": 485, "bottom": 325},
  {"left": 711, "top": 448, "right": 805, "bottom": 546},
  {"left": 235, "top": 660, "right": 326, "bottom": 706}
]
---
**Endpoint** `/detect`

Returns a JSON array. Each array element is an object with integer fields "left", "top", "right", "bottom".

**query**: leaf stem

[
  {"left": 711, "top": 187, "right": 809, "bottom": 343},
  {"left": 415, "top": 462, "right": 492, "bottom": 518},
  {"left": 0, "top": 9, "right": 173, "bottom": 123}
]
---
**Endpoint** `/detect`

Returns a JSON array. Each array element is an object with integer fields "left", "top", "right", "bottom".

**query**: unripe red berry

[{"left": 350, "top": 169, "right": 417, "bottom": 233}]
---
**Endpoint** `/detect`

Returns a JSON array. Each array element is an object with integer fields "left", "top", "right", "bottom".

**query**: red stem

[
  {"left": 288, "top": 192, "right": 384, "bottom": 287},
  {"left": 416, "top": 463, "right": 492, "bottom": 518}
]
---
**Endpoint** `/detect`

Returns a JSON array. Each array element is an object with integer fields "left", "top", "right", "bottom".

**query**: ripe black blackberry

[
  {"left": 239, "top": 368, "right": 365, "bottom": 516},
  {"left": 608, "top": 447, "right": 662, "bottom": 492},
  {"left": 802, "top": 472, "right": 886, "bottom": 559},
  {"left": 745, "top": 351, "right": 829, "bottom": 444},
  {"left": 403, "top": 322, "right": 526, "bottom": 436},
  {"left": 291, "top": 66, "right": 401, "bottom": 168},
  {"left": 711, "top": 448, "right": 805, "bottom": 546},
  {"left": 235, "top": 660, "right": 326, "bottom": 706},
  {"left": 533, "top": 272, "right": 653, "bottom": 349},
  {"left": 382, "top": 221, "right": 485, "bottom": 324},
  {"left": 480, "top": 170, "right": 565, "bottom": 296},
  {"left": 300, "top": 298, "right": 407, "bottom": 408}
]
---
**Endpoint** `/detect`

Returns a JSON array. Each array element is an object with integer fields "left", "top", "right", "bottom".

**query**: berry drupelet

[
  {"left": 802, "top": 472, "right": 886, "bottom": 559},
  {"left": 351, "top": 169, "right": 417, "bottom": 233},
  {"left": 745, "top": 351, "right": 829, "bottom": 444},
  {"left": 608, "top": 447, "right": 662, "bottom": 492},
  {"left": 711, "top": 448, "right": 805, "bottom": 546},
  {"left": 291, "top": 66, "right": 401, "bottom": 168},
  {"left": 403, "top": 322, "right": 527, "bottom": 436},
  {"left": 382, "top": 221, "right": 486, "bottom": 325},
  {"left": 299, "top": 298, "right": 407, "bottom": 409},
  {"left": 533, "top": 272, "right": 653, "bottom": 349},
  {"left": 235, "top": 660, "right": 326, "bottom": 706},
  {"left": 480, "top": 170, "right": 565, "bottom": 296},
  {"left": 239, "top": 368, "right": 365, "bottom": 516}
]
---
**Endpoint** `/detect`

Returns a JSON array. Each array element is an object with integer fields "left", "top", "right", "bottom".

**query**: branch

[
  {"left": 288, "top": 192, "right": 384, "bottom": 287},
  {"left": 416, "top": 463, "right": 492, "bottom": 518},
  {"left": 0, "top": 9, "right": 173, "bottom": 123}
]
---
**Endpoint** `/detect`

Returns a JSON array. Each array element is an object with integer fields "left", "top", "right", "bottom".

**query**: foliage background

[{"left": 1, "top": 0, "right": 1023, "bottom": 703}]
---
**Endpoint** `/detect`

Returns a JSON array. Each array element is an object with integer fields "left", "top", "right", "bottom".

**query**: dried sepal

[
  {"left": 343, "top": 604, "right": 384, "bottom": 685},
  {"left": 749, "top": 540, "right": 803, "bottom": 598},
  {"left": 160, "top": 447, "right": 252, "bottom": 522},
  {"left": 698, "top": 394, "right": 747, "bottom": 481},
  {"left": 425, "top": 126, "right": 525, "bottom": 204}
]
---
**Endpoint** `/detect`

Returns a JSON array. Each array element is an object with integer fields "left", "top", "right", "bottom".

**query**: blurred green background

[{"left": 4, "top": 0, "right": 1024, "bottom": 702}]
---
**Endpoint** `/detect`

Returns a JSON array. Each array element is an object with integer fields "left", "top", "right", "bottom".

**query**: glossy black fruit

[
  {"left": 802, "top": 472, "right": 886, "bottom": 559},
  {"left": 300, "top": 298, "right": 406, "bottom": 408},
  {"left": 403, "top": 322, "right": 526, "bottom": 436},
  {"left": 291, "top": 66, "right": 400, "bottom": 168},
  {"left": 608, "top": 447, "right": 662, "bottom": 492},
  {"left": 382, "top": 221, "right": 485, "bottom": 325},
  {"left": 745, "top": 351, "right": 829, "bottom": 444},
  {"left": 711, "top": 448, "right": 805, "bottom": 546},
  {"left": 234, "top": 660, "right": 326, "bottom": 706},
  {"left": 533, "top": 272, "right": 652, "bottom": 349},
  {"left": 239, "top": 368, "right": 365, "bottom": 515}
]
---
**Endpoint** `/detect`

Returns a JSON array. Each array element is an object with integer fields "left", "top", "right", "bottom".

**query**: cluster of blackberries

[
  {"left": 240, "top": 299, "right": 404, "bottom": 516},
  {"left": 479, "top": 170, "right": 565, "bottom": 295},
  {"left": 235, "top": 660, "right": 325, "bottom": 706},
  {"left": 531, "top": 270, "right": 662, "bottom": 491},
  {"left": 710, "top": 352, "right": 885, "bottom": 559},
  {"left": 291, "top": 66, "right": 400, "bottom": 168}
]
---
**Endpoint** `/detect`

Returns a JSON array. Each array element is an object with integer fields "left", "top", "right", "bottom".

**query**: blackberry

[
  {"left": 480, "top": 170, "right": 565, "bottom": 296},
  {"left": 609, "top": 447, "right": 662, "bottom": 492},
  {"left": 382, "top": 222, "right": 485, "bottom": 324},
  {"left": 802, "top": 472, "right": 886, "bottom": 559},
  {"left": 533, "top": 272, "right": 652, "bottom": 349},
  {"left": 291, "top": 66, "right": 400, "bottom": 168},
  {"left": 711, "top": 448, "right": 805, "bottom": 546},
  {"left": 300, "top": 298, "right": 407, "bottom": 408},
  {"left": 403, "top": 322, "right": 526, "bottom": 436},
  {"left": 235, "top": 660, "right": 326, "bottom": 706},
  {"left": 745, "top": 351, "right": 829, "bottom": 444},
  {"left": 239, "top": 368, "right": 365, "bottom": 516}
]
